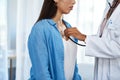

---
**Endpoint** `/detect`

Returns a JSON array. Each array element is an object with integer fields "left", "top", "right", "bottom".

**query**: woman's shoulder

[
  {"left": 34, "top": 19, "right": 48, "bottom": 28},
  {"left": 31, "top": 19, "right": 50, "bottom": 31},
  {"left": 29, "top": 19, "right": 48, "bottom": 36}
]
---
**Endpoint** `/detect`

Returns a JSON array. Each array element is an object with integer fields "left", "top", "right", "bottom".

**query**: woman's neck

[{"left": 52, "top": 10, "right": 63, "bottom": 23}]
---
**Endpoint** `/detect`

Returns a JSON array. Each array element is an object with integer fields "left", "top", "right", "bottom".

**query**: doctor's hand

[{"left": 64, "top": 27, "right": 86, "bottom": 42}]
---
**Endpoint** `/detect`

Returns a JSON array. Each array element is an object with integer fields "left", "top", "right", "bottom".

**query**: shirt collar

[
  {"left": 46, "top": 19, "right": 56, "bottom": 26},
  {"left": 46, "top": 19, "right": 70, "bottom": 29}
]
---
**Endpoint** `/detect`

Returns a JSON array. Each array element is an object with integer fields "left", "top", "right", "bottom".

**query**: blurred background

[{"left": 0, "top": 0, "right": 107, "bottom": 80}]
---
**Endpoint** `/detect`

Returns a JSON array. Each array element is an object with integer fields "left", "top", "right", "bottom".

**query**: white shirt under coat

[{"left": 63, "top": 38, "right": 77, "bottom": 80}]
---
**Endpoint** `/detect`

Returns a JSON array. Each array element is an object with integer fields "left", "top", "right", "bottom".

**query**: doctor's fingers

[
  {"left": 64, "top": 28, "right": 75, "bottom": 37},
  {"left": 64, "top": 27, "right": 78, "bottom": 35},
  {"left": 64, "top": 28, "right": 80, "bottom": 37}
]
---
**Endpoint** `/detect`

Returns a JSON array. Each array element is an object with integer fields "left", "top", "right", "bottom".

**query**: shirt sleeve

[{"left": 28, "top": 22, "right": 52, "bottom": 80}]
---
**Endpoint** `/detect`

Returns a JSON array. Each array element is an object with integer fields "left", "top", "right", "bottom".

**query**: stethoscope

[
  {"left": 63, "top": 21, "right": 86, "bottom": 47},
  {"left": 69, "top": 36, "right": 86, "bottom": 46}
]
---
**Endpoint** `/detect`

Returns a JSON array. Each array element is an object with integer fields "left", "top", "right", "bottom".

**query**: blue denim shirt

[{"left": 28, "top": 19, "right": 81, "bottom": 80}]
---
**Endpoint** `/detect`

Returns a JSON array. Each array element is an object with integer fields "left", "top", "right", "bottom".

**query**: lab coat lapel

[
  {"left": 97, "top": 5, "right": 110, "bottom": 36},
  {"left": 98, "top": 4, "right": 120, "bottom": 37},
  {"left": 108, "top": 4, "right": 120, "bottom": 26}
]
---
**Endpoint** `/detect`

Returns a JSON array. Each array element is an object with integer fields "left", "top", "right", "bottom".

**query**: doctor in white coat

[{"left": 64, "top": 0, "right": 120, "bottom": 80}]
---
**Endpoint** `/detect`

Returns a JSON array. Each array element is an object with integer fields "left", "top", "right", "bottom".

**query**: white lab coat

[{"left": 85, "top": 3, "right": 120, "bottom": 80}]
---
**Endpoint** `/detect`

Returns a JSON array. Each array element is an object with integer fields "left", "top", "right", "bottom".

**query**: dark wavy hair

[{"left": 36, "top": 0, "right": 57, "bottom": 22}]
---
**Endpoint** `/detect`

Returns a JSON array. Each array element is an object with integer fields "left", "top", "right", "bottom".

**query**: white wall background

[
  {"left": 15, "top": 0, "right": 43, "bottom": 80},
  {"left": 0, "top": 0, "right": 8, "bottom": 80}
]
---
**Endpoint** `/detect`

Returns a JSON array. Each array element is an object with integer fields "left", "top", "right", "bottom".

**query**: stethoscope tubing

[
  {"left": 68, "top": 37, "right": 86, "bottom": 46},
  {"left": 107, "top": 0, "right": 119, "bottom": 8},
  {"left": 63, "top": 21, "right": 86, "bottom": 47}
]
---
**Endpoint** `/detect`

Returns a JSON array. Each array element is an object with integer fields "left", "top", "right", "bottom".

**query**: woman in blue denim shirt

[{"left": 28, "top": 0, "right": 81, "bottom": 80}]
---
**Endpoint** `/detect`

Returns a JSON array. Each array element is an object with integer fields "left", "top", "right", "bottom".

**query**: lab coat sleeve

[
  {"left": 28, "top": 23, "right": 52, "bottom": 80},
  {"left": 85, "top": 32, "right": 120, "bottom": 58}
]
